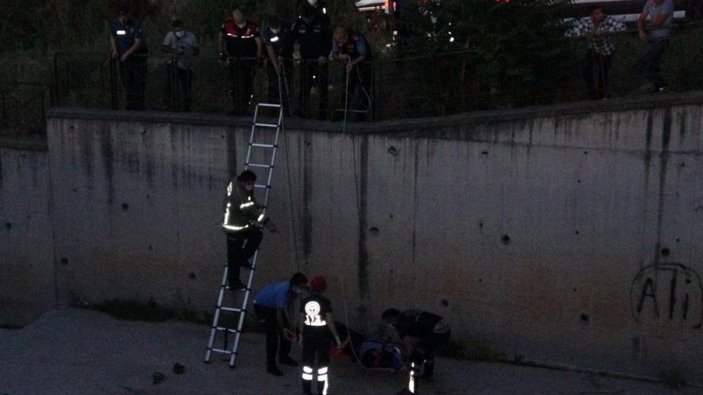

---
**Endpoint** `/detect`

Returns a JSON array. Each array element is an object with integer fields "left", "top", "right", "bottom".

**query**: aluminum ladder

[{"left": 204, "top": 102, "right": 284, "bottom": 367}]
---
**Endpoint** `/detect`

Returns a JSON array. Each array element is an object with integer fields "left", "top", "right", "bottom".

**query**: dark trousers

[
  {"left": 583, "top": 50, "right": 612, "bottom": 99},
  {"left": 226, "top": 227, "right": 263, "bottom": 283},
  {"left": 165, "top": 63, "right": 193, "bottom": 111},
  {"left": 299, "top": 59, "right": 329, "bottom": 119},
  {"left": 228, "top": 57, "right": 256, "bottom": 114},
  {"left": 342, "top": 62, "right": 372, "bottom": 119},
  {"left": 119, "top": 57, "right": 147, "bottom": 110},
  {"left": 266, "top": 58, "right": 293, "bottom": 110},
  {"left": 302, "top": 330, "right": 331, "bottom": 395},
  {"left": 254, "top": 304, "right": 292, "bottom": 368},
  {"left": 634, "top": 39, "right": 669, "bottom": 89},
  {"left": 411, "top": 330, "right": 451, "bottom": 378}
]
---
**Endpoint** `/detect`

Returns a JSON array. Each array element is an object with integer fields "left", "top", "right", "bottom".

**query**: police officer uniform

[
  {"left": 291, "top": 4, "right": 332, "bottom": 119},
  {"left": 221, "top": 17, "right": 261, "bottom": 115},
  {"left": 331, "top": 31, "right": 373, "bottom": 120},
  {"left": 110, "top": 13, "right": 148, "bottom": 110},
  {"left": 262, "top": 17, "right": 294, "bottom": 106}
]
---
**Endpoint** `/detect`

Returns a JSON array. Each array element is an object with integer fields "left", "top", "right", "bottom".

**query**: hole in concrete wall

[
  {"left": 575, "top": 230, "right": 580, "bottom": 235},
  {"left": 572, "top": 287, "right": 577, "bottom": 292},
  {"left": 148, "top": 245, "right": 153, "bottom": 251},
  {"left": 369, "top": 227, "right": 379, "bottom": 236},
  {"left": 387, "top": 146, "right": 399, "bottom": 156},
  {"left": 389, "top": 214, "right": 394, "bottom": 219},
  {"left": 5, "top": 223, "right": 11, "bottom": 230},
  {"left": 583, "top": 151, "right": 589, "bottom": 155},
  {"left": 680, "top": 162, "right": 686, "bottom": 168},
  {"left": 189, "top": 272, "right": 196, "bottom": 280},
  {"left": 501, "top": 234, "right": 511, "bottom": 245},
  {"left": 577, "top": 179, "right": 581, "bottom": 184},
  {"left": 661, "top": 247, "right": 670, "bottom": 257},
  {"left": 122, "top": 202, "right": 129, "bottom": 210},
  {"left": 440, "top": 299, "right": 449, "bottom": 307},
  {"left": 580, "top": 313, "right": 589, "bottom": 322},
  {"left": 478, "top": 278, "right": 483, "bottom": 283},
  {"left": 675, "top": 238, "right": 680, "bottom": 243},
  {"left": 481, "top": 151, "right": 489, "bottom": 155},
  {"left": 60, "top": 258, "right": 69, "bottom": 265},
  {"left": 479, "top": 221, "right": 484, "bottom": 228}
]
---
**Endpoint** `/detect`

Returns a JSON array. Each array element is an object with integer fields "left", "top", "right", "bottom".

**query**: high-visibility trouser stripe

[
  {"left": 317, "top": 366, "right": 329, "bottom": 395},
  {"left": 302, "top": 365, "right": 313, "bottom": 381},
  {"left": 408, "top": 362, "right": 416, "bottom": 393}
]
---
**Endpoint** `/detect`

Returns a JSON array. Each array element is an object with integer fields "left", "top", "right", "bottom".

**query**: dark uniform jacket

[
  {"left": 332, "top": 33, "right": 372, "bottom": 62},
  {"left": 262, "top": 22, "right": 294, "bottom": 58},
  {"left": 221, "top": 19, "right": 260, "bottom": 57},
  {"left": 395, "top": 310, "right": 443, "bottom": 339},
  {"left": 291, "top": 14, "right": 331, "bottom": 59},
  {"left": 110, "top": 17, "right": 148, "bottom": 57},
  {"left": 222, "top": 180, "right": 262, "bottom": 232},
  {"left": 300, "top": 293, "right": 333, "bottom": 337}
]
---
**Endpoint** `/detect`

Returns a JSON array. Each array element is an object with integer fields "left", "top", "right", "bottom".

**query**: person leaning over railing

[
  {"left": 219, "top": 8, "right": 263, "bottom": 116},
  {"left": 564, "top": 4, "right": 626, "bottom": 100},
  {"left": 109, "top": 8, "right": 148, "bottom": 111},
  {"left": 161, "top": 19, "right": 199, "bottom": 112},
  {"left": 262, "top": 13, "right": 295, "bottom": 110},
  {"left": 329, "top": 26, "right": 372, "bottom": 122}
]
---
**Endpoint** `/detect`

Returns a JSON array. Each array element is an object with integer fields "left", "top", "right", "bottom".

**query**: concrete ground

[{"left": 0, "top": 308, "right": 698, "bottom": 395}]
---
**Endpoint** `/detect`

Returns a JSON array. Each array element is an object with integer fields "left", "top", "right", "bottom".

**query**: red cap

[{"left": 309, "top": 276, "right": 327, "bottom": 293}]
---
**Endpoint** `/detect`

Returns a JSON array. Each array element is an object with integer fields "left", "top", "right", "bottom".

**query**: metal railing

[{"left": 0, "top": 81, "right": 47, "bottom": 137}]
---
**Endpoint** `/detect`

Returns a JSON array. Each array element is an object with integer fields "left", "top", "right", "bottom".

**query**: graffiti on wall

[{"left": 630, "top": 263, "right": 703, "bottom": 329}]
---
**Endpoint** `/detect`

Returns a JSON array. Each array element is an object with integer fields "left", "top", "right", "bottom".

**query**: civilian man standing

[{"left": 635, "top": 0, "right": 674, "bottom": 93}]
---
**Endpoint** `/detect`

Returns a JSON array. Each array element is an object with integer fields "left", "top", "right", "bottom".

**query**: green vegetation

[{"left": 1, "top": 0, "right": 702, "bottom": 129}]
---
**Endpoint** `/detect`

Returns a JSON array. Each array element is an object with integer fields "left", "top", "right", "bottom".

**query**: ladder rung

[
  {"left": 246, "top": 163, "right": 273, "bottom": 169},
  {"left": 214, "top": 326, "right": 240, "bottom": 333},
  {"left": 211, "top": 348, "right": 236, "bottom": 354},
  {"left": 254, "top": 122, "right": 278, "bottom": 128},
  {"left": 257, "top": 103, "right": 281, "bottom": 108},
  {"left": 220, "top": 306, "right": 244, "bottom": 313},
  {"left": 250, "top": 143, "right": 276, "bottom": 148}
]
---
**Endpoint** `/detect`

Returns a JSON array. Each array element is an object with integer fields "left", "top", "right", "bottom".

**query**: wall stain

[
  {"left": 653, "top": 108, "right": 672, "bottom": 266},
  {"left": 357, "top": 135, "right": 370, "bottom": 301},
  {"left": 302, "top": 132, "right": 312, "bottom": 258}
]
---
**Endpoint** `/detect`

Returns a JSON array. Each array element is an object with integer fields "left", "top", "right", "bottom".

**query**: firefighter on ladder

[
  {"left": 221, "top": 170, "right": 275, "bottom": 290},
  {"left": 382, "top": 308, "right": 451, "bottom": 394},
  {"left": 298, "top": 276, "right": 342, "bottom": 395}
]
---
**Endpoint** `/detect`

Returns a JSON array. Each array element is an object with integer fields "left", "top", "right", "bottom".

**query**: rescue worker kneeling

[
  {"left": 382, "top": 308, "right": 451, "bottom": 394},
  {"left": 298, "top": 276, "right": 342, "bottom": 395},
  {"left": 221, "top": 170, "right": 275, "bottom": 290}
]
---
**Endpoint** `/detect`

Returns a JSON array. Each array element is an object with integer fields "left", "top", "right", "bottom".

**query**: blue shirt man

[{"left": 253, "top": 272, "right": 308, "bottom": 376}]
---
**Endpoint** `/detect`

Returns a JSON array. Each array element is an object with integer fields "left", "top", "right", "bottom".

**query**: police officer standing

[
  {"left": 382, "top": 308, "right": 451, "bottom": 394},
  {"left": 219, "top": 8, "right": 263, "bottom": 115},
  {"left": 329, "top": 26, "right": 373, "bottom": 121},
  {"left": 110, "top": 8, "right": 148, "bottom": 111},
  {"left": 262, "top": 14, "right": 294, "bottom": 108},
  {"left": 291, "top": 1, "right": 332, "bottom": 120}
]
